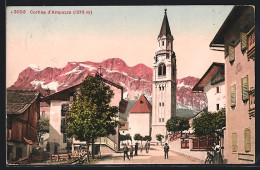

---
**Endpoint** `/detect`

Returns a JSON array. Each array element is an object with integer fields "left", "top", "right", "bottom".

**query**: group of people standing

[
  {"left": 123, "top": 141, "right": 171, "bottom": 161},
  {"left": 122, "top": 141, "right": 151, "bottom": 161}
]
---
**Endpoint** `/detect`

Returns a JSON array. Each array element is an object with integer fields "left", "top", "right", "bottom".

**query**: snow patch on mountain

[
  {"left": 61, "top": 66, "right": 82, "bottom": 76},
  {"left": 29, "top": 64, "right": 41, "bottom": 71},
  {"left": 31, "top": 80, "right": 59, "bottom": 91},
  {"left": 177, "top": 82, "right": 193, "bottom": 89},
  {"left": 79, "top": 64, "right": 97, "bottom": 71}
]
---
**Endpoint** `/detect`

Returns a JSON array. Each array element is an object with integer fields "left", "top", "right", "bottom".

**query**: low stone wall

[{"left": 168, "top": 138, "right": 207, "bottom": 162}]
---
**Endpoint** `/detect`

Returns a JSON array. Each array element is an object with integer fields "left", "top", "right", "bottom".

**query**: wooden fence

[
  {"left": 169, "top": 133, "right": 182, "bottom": 141},
  {"left": 181, "top": 140, "right": 189, "bottom": 149},
  {"left": 192, "top": 135, "right": 215, "bottom": 150}
]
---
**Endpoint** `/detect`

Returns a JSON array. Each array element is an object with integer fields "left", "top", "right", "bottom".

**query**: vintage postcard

[{"left": 6, "top": 3, "right": 256, "bottom": 166}]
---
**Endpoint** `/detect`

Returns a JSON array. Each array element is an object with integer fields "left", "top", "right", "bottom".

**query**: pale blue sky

[{"left": 6, "top": 5, "right": 234, "bottom": 87}]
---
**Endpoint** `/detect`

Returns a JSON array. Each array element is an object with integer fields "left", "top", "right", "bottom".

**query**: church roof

[
  {"left": 129, "top": 94, "right": 152, "bottom": 113},
  {"left": 158, "top": 9, "right": 172, "bottom": 38}
]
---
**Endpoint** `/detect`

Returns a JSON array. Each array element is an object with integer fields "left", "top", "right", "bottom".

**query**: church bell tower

[{"left": 151, "top": 9, "right": 177, "bottom": 143}]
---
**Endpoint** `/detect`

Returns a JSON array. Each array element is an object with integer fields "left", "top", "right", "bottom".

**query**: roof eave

[
  {"left": 209, "top": 5, "right": 246, "bottom": 47},
  {"left": 192, "top": 62, "right": 224, "bottom": 92}
]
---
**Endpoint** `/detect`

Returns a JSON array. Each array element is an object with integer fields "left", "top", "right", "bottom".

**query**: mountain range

[{"left": 8, "top": 58, "right": 207, "bottom": 116}]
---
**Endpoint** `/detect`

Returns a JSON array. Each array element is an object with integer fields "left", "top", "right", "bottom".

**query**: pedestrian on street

[
  {"left": 140, "top": 143, "right": 143, "bottom": 153},
  {"left": 123, "top": 144, "right": 130, "bottom": 161},
  {"left": 212, "top": 143, "right": 222, "bottom": 164},
  {"left": 164, "top": 143, "right": 170, "bottom": 159},
  {"left": 130, "top": 145, "right": 134, "bottom": 159},
  {"left": 145, "top": 141, "right": 149, "bottom": 153},
  {"left": 134, "top": 142, "right": 138, "bottom": 155}
]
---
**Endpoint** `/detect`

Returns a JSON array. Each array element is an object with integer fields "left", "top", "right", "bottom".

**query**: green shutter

[
  {"left": 242, "top": 76, "right": 249, "bottom": 101},
  {"left": 229, "top": 45, "right": 235, "bottom": 62},
  {"left": 241, "top": 32, "right": 248, "bottom": 52},
  {"left": 231, "top": 85, "right": 236, "bottom": 107},
  {"left": 244, "top": 128, "right": 251, "bottom": 152},
  {"left": 61, "top": 118, "right": 66, "bottom": 133},
  {"left": 232, "top": 133, "right": 237, "bottom": 152}
]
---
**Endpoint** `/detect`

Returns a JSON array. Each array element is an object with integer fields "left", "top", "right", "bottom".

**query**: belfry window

[
  {"left": 162, "top": 41, "right": 164, "bottom": 46},
  {"left": 158, "top": 63, "right": 166, "bottom": 76}
]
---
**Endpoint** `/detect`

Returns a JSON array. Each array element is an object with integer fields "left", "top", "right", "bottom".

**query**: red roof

[{"left": 129, "top": 94, "right": 152, "bottom": 113}]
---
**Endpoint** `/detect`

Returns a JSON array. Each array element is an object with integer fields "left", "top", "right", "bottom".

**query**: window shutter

[
  {"left": 231, "top": 85, "right": 236, "bottom": 107},
  {"left": 61, "top": 104, "right": 69, "bottom": 116},
  {"left": 241, "top": 32, "right": 248, "bottom": 52},
  {"left": 242, "top": 76, "right": 249, "bottom": 101},
  {"left": 244, "top": 128, "right": 251, "bottom": 152},
  {"left": 61, "top": 118, "right": 66, "bottom": 133},
  {"left": 232, "top": 133, "right": 237, "bottom": 152},
  {"left": 229, "top": 45, "right": 235, "bottom": 62}
]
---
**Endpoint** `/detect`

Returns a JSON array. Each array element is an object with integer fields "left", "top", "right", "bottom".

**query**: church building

[{"left": 151, "top": 9, "right": 177, "bottom": 143}]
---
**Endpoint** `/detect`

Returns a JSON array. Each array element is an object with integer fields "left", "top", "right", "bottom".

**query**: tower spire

[{"left": 158, "top": 8, "right": 172, "bottom": 38}]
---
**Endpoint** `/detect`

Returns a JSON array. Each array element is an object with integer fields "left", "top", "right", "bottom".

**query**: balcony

[{"left": 247, "top": 26, "right": 255, "bottom": 61}]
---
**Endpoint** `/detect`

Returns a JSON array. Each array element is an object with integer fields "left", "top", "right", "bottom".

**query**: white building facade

[
  {"left": 127, "top": 94, "right": 152, "bottom": 144},
  {"left": 192, "top": 62, "right": 225, "bottom": 113}
]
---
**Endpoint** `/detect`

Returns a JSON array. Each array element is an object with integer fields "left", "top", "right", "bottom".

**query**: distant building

[
  {"left": 42, "top": 75, "right": 127, "bottom": 154},
  {"left": 151, "top": 9, "right": 177, "bottom": 143},
  {"left": 6, "top": 90, "right": 41, "bottom": 162},
  {"left": 192, "top": 62, "right": 225, "bottom": 112},
  {"left": 127, "top": 94, "right": 152, "bottom": 143},
  {"left": 210, "top": 5, "right": 255, "bottom": 164}
]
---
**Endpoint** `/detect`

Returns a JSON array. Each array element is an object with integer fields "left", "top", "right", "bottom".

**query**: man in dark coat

[
  {"left": 164, "top": 143, "right": 170, "bottom": 159},
  {"left": 123, "top": 144, "right": 130, "bottom": 161},
  {"left": 134, "top": 142, "right": 138, "bottom": 155}
]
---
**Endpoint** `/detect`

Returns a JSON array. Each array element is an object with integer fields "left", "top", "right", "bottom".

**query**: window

[
  {"left": 216, "top": 87, "right": 221, "bottom": 93},
  {"left": 159, "top": 118, "right": 161, "bottom": 122},
  {"left": 162, "top": 102, "right": 164, "bottom": 106},
  {"left": 158, "top": 63, "right": 166, "bottom": 76},
  {"left": 241, "top": 76, "right": 249, "bottom": 101},
  {"left": 244, "top": 128, "right": 251, "bottom": 152},
  {"left": 162, "top": 86, "right": 164, "bottom": 90},
  {"left": 159, "top": 102, "right": 161, "bottom": 106},
  {"left": 162, "top": 118, "right": 164, "bottom": 122},
  {"left": 216, "top": 104, "right": 219, "bottom": 111},
  {"left": 241, "top": 32, "right": 248, "bottom": 52},
  {"left": 162, "top": 41, "right": 164, "bottom": 46},
  {"left": 63, "top": 134, "right": 67, "bottom": 143},
  {"left": 61, "top": 118, "right": 66, "bottom": 133},
  {"left": 231, "top": 85, "right": 236, "bottom": 107},
  {"left": 61, "top": 104, "right": 69, "bottom": 116},
  {"left": 159, "top": 87, "right": 161, "bottom": 91},
  {"left": 232, "top": 133, "right": 238, "bottom": 152},
  {"left": 229, "top": 45, "right": 235, "bottom": 62},
  {"left": 159, "top": 42, "right": 160, "bottom": 47}
]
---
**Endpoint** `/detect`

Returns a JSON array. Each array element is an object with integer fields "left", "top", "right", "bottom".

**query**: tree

[
  {"left": 37, "top": 117, "right": 49, "bottom": 144},
  {"left": 166, "top": 116, "right": 190, "bottom": 135},
  {"left": 143, "top": 135, "right": 152, "bottom": 142},
  {"left": 156, "top": 134, "right": 164, "bottom": 145},
  {"left": 134, "top": 133, "right": 143, "bottom": 144},
  {"left": 192, "top": 108, "right": 226, "bottom": 137},
  {"left": 125, "top": 134, "right": 132, "bottom": 144},
  {"left": 66, "top": 75, "right": 119, "bottom": 161},
  {"left": 120, "top": 134, "right": 126, "bottom": 144}
]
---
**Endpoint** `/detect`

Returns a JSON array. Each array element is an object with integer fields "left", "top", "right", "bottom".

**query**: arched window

[{"left": 158, "top": 63, "right": 166, "bottom": 76}]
